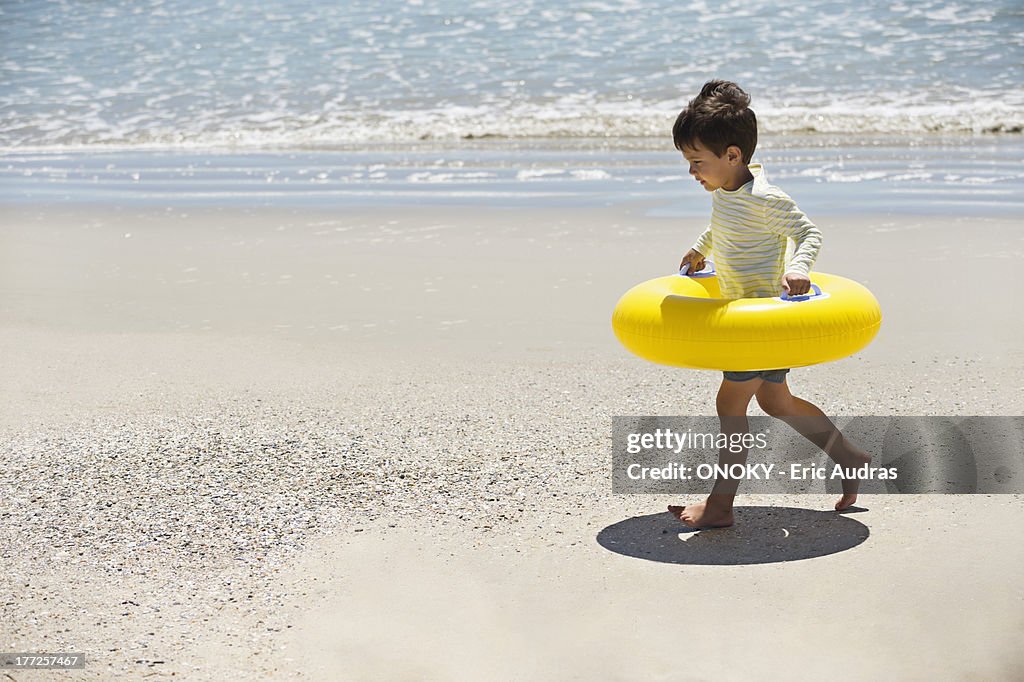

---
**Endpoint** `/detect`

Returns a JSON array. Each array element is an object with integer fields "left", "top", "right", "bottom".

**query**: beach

[
  {"left": 4, "top": 0, "right": 1024, "bottom": 678},
  {"left": 2, "top": 186, "right": 1023, "bottom": 679}
]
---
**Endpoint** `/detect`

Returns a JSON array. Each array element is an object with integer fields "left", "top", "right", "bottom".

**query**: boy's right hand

[{"left": 679, "top": 248, "right": 705, "bottom": 274}]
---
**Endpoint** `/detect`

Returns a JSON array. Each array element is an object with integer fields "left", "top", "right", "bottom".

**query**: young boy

[{"left": 667, "top": 80, "right": 871, "bottom": 529}]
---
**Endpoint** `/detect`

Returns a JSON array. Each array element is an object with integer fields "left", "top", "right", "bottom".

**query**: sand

[{"left": 1, "top": 202, "right": 1022, "bottom": 680}]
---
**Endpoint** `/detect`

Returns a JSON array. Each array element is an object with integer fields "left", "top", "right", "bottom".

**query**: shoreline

[
  {"left": 2, "top": 135, "right": 1023, "bottom": 215},
  {"left": 5, "top": 129, "right": 1024, "bottom": 153}
]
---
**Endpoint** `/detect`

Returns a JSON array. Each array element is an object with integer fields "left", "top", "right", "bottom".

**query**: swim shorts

[{"left": 722, "top": 369, "right": 790, "bottom": 384}]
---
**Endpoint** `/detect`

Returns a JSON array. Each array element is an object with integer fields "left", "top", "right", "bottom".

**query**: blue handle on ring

[
  {"left": 780, "top": 283, "right": 822, "bottom": 301},
  {"left": 678, "top": 260, "right": 716, "bottom": 278}
]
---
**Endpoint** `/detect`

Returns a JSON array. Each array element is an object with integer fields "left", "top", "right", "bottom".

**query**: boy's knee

[
  {"left": 755, "top": 393, "right": 791, "bottom": 417},
  {"left": 716, "top": 393, "right": 750, "bottom": 416},
  {"left": 720, "top": 395, "right": 753, "bottom": 411}
]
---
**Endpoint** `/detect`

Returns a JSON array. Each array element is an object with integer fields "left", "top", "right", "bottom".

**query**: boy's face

[{"left": 681, "top": 141, "right": 745, "bottom": 192}]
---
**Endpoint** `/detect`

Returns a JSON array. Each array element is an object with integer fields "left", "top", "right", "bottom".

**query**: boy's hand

[
  {"left": 679, "top": 249, "right": 705, "bottom": 274},
  {"left": 782, "top": 272, "right": 811, "bottom": 296}
]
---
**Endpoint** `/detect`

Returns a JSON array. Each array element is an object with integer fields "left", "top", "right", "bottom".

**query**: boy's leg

[
  {"left": 669, "top": 377, "right": 762, "bottom": 528},
  {"left": 754, "top": 380, "right": 872, "bottom": 511}
]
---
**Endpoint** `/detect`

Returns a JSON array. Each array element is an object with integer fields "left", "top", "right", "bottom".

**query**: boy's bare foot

[
  {"left": 835, "top": 492, "right": 858, "bottom": 511},
  {"left": 835, "top": 450, "right": 873, "bottom": 511},
  {"left": 668, "top": 502, "right": 734, "bottom": 529}
]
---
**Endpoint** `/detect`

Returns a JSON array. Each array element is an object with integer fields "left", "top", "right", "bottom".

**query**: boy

[{"left": 667, "top": 80, "right": 871, "bottom": 529}]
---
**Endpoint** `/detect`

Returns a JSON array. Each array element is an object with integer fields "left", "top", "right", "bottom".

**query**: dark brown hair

[{"left": 673, "top": 80, "right": 757, "bottom": 164}]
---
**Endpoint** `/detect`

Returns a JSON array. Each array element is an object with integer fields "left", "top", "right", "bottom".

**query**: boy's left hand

[{"left": 781, "top": 272, "right": 811, "bottom": 296}]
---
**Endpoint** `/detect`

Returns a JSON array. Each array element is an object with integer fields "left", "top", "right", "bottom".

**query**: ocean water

[
  {"left": 2, "top": 0, "right": 1022, "bottom": 150},
  {"left": 1, "top": 1, "right": 1022, "bottom": 213}
]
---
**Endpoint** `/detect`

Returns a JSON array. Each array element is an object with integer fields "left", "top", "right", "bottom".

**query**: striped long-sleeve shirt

[{"left": 691, "top": 164, "right": 822, "bottom": 300}]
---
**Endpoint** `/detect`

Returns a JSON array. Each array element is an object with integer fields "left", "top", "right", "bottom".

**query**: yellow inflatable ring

[{"left": 612, "top": 265, "right": 882, "bottom": 371}]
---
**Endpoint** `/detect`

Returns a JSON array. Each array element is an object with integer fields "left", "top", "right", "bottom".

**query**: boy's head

[{"left": 673, "top": 80, "right": 757, "bottom": 166}]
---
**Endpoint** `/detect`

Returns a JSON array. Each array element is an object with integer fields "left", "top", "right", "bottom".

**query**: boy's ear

[{"left": 726, "top": 145, "right": 743, "bottom": 165}]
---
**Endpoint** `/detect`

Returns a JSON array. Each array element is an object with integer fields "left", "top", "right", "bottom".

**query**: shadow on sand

[{"left": 596, "top": 506, "right": 869, "bottom": 565}]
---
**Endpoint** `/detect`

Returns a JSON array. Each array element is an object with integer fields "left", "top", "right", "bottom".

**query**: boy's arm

[
  {"left": 764, "top": 195, "right": 822, "bottom": 276},
  {"left": 692, "top": 226, "right": 713, "bottom": 258},
  {"left": 679, "top": 226, "right": 712, "bottom": 272}
]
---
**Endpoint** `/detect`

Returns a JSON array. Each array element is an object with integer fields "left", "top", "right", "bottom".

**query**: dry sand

[{"left": 1, "top": 204, "right": 1022, "bottom": 680}]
